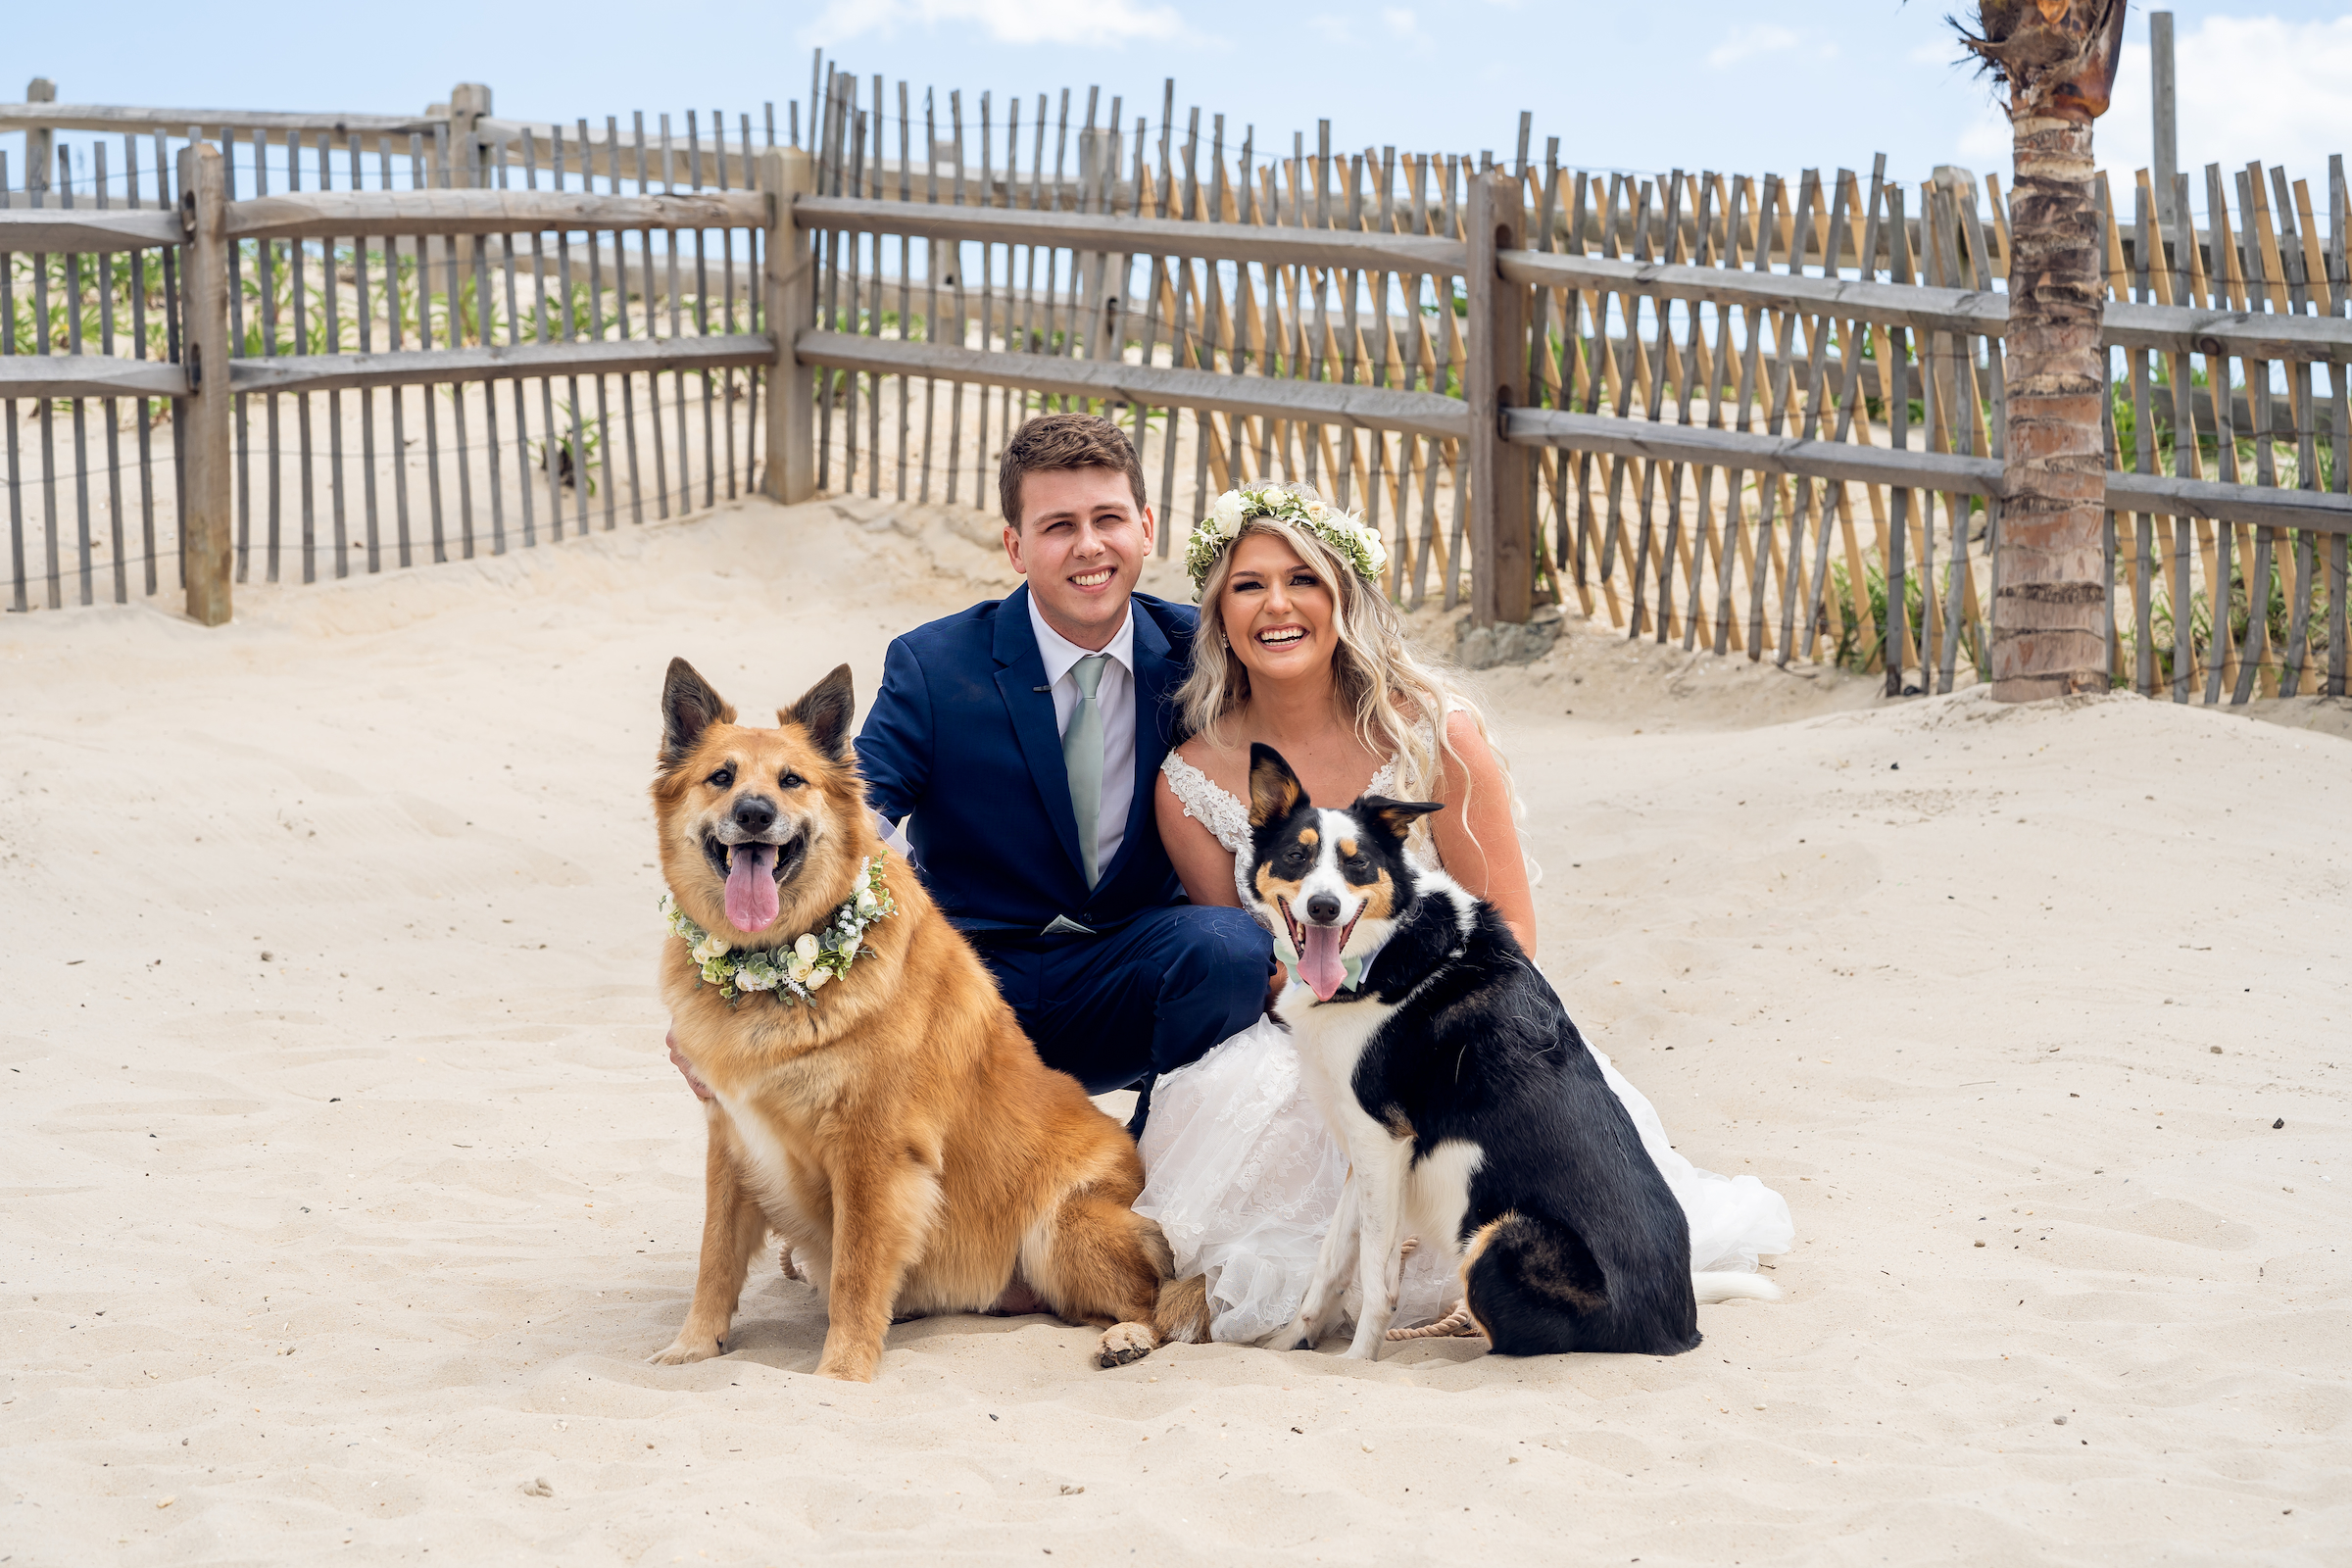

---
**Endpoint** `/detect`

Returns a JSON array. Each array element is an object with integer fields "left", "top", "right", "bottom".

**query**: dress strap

[
  {"left": 1159, "top": 752, "right": 1254, "bottom": 857},
  {"left": 1367, "top": 716, "right": 1441, "bottom": 801}
]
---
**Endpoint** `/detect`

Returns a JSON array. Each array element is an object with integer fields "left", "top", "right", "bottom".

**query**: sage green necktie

[{"left": 1062, "top": 653, "right": 1109, "bottom": 889}]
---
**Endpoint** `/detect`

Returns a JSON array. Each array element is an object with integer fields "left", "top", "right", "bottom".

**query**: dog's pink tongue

[
  {"left": 1299, "top": 922, "right": 1346, "bottom": 1002},
  {"left": 724, "top": 843, "right": 781, "bottom": 931}
]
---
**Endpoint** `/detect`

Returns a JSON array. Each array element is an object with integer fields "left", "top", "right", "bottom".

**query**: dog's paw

[
  {"left": 647, "top": 1335, "right": 723, "bottom": 1366},
  {"left": 1261, "top": 1318, "right": 1317, "bottom": 1352},
  {"left": 812, "top": 1358, "right": 876, "bottom": 1384},
  {"left": 1094, "top": 1322, "right": 1156, "bottom": 1369}
]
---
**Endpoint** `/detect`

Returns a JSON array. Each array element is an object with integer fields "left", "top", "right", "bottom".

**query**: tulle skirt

[{"left": 1134, "top": 1016, "right": 1794, "bottom": 1345}]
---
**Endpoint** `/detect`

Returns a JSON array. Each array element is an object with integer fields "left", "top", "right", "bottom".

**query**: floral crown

[{"left": 1184, "top": 486, "right": 1390, "bottom": 600}]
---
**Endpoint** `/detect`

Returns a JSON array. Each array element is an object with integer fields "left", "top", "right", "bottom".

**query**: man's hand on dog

[{"left": 666, "top": 1028, "right": 714, "bottom": 1102}]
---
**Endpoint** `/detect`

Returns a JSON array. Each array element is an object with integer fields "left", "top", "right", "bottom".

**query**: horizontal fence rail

[
  {"left": 798, "top": 328, "right": 1470, "bottom": 439},
  {"left": 0, "top": 356, "right": 188, "bottom": 398},
  {"left": 796, "top": 195, "right": 1469, "bottom": 276},
  {"left": 0, "top": 102, "right": 444, "bottom": 138},
  {"left": 1504, "top": 409, "right": 2352, "bottom": 534},
  {"left": 0, "top": 209, "right": 183, "bottom": 251},
  {"left": 224, "top": 189, "right": 769, "bottom": 240},
  {"left": 225, "top": 334, "right": 776, "bottom": 396},
  {"left": 1501, "top": 250, "right": 2352, "bottom": 363}
]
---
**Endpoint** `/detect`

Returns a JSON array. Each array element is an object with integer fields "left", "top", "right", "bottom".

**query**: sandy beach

[{"left": 3, "top": 493, "right": 2347, "bottom": 1565}]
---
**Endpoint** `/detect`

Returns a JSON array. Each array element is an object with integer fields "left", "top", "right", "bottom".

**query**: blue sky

[{"left": 12, "top": 2, "right": 2352, "bottom": 193}]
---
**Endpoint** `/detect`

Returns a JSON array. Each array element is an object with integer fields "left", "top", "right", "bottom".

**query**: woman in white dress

[{"left": 1135, "top": 483, "right": 1792, "bottom": 1345}]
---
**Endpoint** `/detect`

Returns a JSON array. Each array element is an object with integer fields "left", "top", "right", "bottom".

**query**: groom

[
  {"left": 670, "top": 414, "right": 1269, "bottom": 1125},
  {"left": 859, "top": 413, "right": 1275, "bottom": 1116}
]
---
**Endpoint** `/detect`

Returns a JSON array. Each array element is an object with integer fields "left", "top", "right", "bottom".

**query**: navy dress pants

[{"left": 977, "top": 904, "right": 1272, "bottom": 1099}]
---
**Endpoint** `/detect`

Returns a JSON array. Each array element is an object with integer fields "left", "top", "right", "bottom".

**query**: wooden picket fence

[
  {"left": 0, "top": 84, "right": 785, "bottom": 612},
  {"left": 6, "top": 63, "right": 2348, "bottom": 703}
]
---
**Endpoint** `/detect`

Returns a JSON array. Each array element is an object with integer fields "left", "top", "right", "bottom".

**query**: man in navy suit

[
  {"left": 860, "top": 414, "right": 1270, "bottom": 1118},
  {"left": 670, "top": 414, "right": 1269, "bottom": 1128}
]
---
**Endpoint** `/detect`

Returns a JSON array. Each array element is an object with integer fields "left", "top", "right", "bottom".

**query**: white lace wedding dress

[{"left": 1135, "top": 751, "right": 1795, "bottom": 1345}]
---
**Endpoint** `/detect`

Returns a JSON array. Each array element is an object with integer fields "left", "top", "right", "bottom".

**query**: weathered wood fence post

[
  {"left": 24, "top": 78, "right": 57, "bottom": 198},
  {"left": 447, "top": 82, "right": 492, "bottom": 183},
  {"left": 759, "top": 147, "right": 818, "bottom": 504},
  {"left": 177, "top": 143, "right": 233, "bottom": 627},
  {"left": 2149, "top": 11, "right": 2179, "bottom": 233},
  {"left": 1465, "top": 169, "right": 1533, "bottom": 627}
]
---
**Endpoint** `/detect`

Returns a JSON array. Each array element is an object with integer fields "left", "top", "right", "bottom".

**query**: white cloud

[
  {"left": 1705, "top": 24, "right": 1797, "bottom": 71},
  {"left": 1957, "top": 99, "right": 2009, "bottom": 167},
  {"left": 1946, "top": 17, "right": 2352, "bottom": 191},
  {"left": 2104, "top": 17, "right": 2352, "bottom": 191},
  {"left": 1297, "top": 8, "right": 1421, "bottom": 47},
  {"left": 810, "top": 0, "right": 1184, "bottom": 47}
]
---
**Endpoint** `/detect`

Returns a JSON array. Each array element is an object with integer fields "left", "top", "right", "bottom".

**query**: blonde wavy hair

[{"left": 1174, "top": 484, "right": 1517, "bottom": 840}]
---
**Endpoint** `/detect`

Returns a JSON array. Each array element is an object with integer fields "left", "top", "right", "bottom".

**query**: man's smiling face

[{"left": 1003, "top": 466, "right": 1155, "bottom": 650}]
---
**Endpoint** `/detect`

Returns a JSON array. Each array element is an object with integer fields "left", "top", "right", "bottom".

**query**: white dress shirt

[{"left": 1027, "top": 590, "right": 1136, "bottom": 882}]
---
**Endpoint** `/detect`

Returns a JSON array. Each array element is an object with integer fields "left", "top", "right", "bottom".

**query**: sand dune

[{"left": 3, "top": 495, "right": 2346, "bottom": 1564}]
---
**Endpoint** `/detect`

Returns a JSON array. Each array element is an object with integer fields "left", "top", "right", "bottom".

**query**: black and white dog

[{"left": 1244, "top": 744, "right": 1777, "bottom": 1360}]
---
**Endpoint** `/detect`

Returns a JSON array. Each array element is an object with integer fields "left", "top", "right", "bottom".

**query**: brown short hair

[{"left": 998, "top": 413, "right": 1149, "bottom": 527}]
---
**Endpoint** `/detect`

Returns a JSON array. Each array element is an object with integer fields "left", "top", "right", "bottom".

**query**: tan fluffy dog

[{"left": 647, "top": 658, "right": 1200, "bottom": 1381}]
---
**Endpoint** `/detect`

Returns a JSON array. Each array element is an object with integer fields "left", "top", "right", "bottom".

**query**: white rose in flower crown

[
  {"left": 806, "top": 967, "right": 833, "bottom": 993},
  {"left": 786, "top": 955, "right": 813, "bottom": 984},
  {"left": 691, "top": 935, "right": 729, "bottom": 963},
  {"left": 1361, "top": 526, "right": 1391, "bottom": 576},
  {"left": 856, "top": 889, "right": 880, "bottom": 917},
  {"left": 794, "top": 932, "right": 821, "bottom": 965},
  {"left": 1208, "top": 490, "right": 1245, "bottom": 533},
  {"left": 736, "top": 967, "right": 773, "bottom": 992}
]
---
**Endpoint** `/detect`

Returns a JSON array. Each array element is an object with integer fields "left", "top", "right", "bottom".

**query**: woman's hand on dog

[{"left": 666, "top": 1028, "right": 715, "bottom": 1102}]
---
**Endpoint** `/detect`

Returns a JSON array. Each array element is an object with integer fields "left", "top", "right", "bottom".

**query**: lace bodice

[{"left": 1160, "top": 747, "right": 1417, "bottom": 910}]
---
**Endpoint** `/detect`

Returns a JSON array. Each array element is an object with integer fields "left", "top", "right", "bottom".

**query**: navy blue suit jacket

[{"left": 855, "top": 585, "right": 1199, "bottom": 943}]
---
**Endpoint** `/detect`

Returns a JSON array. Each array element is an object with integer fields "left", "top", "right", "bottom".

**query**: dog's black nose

[
  {"left": 731, "top": 795, "right": 778, "bottom": 834},
  {"left": 1306, "top": 893, "right": 1342, "bottom": 923}
]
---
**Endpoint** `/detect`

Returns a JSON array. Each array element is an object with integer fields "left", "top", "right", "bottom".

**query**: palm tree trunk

[
  {"left": 1991, "top": 111, "right": 2109, "bottom": 699},
  {"left": 1965, "top": 0, "right": 2129, "bottom": 700}
]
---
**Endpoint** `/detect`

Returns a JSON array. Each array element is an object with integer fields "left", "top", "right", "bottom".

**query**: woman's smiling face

[{"left": 1220, "top": 529, "right": 1338, "bottom": 687}]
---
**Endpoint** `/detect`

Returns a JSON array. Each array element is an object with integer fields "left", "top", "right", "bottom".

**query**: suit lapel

[{"left": 994, "top": 584, "right": 1088, "bottom": 883}]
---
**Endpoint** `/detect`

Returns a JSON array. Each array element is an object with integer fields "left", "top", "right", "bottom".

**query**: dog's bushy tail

[
  {"left": 1153, "top": 1274, "right": 1213, "bottom": 1345},
  {"left": 1693, "top": 1270, "right": 1781, "bottom": 1304}
]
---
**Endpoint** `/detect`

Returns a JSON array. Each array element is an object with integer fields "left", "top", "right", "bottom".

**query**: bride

[{"left": 1136, "top": 482, "right": 1792, "bottom": 1344}]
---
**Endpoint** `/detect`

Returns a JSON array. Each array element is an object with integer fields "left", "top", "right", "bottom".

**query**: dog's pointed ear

[
  {"left": 1248, "top": 743, "right": 1306, "bottom": 828},
  {"left": 661, "top": 658, "right": 735, "bottom": 769},
  {"left": 1360, "top": 795, "right": 1445, "bottom": 843},
  {"left": 783, "top": 663, "right": 856, "bottom": 760}
]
